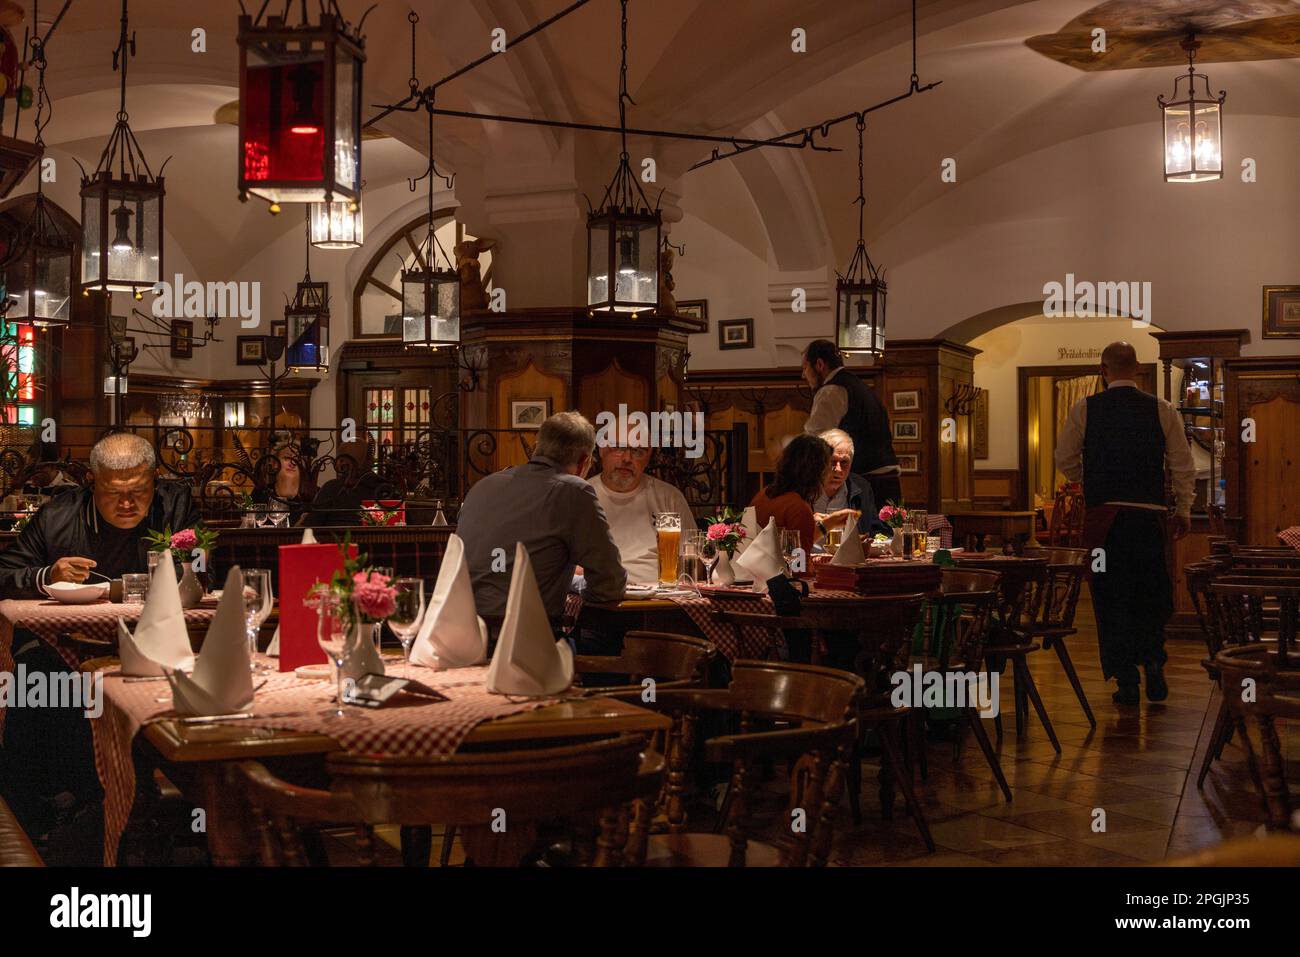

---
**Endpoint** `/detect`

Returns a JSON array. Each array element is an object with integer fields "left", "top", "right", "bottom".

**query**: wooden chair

[
  {"left": 914, "top": 567, "right": 1012, "bottom": 802},
  {"left": 574, "top": 631, "right": 716, "bottom": 694},
  {"left": 1046, "top": 482, "right": 1085, "bottom": 547},
  {"left": 1186, "top": 561, "right": 1234, "bottom": 788},
  {"left": 715, "top": 595, "right": 932, "bottom": 847},
  {"left": 1214, "top": 643, "right": 1300, "bottom": 830},
  {"left": 618, "top": 660, "right": 863, "bottom": 866},
  {"left": 237, "top": 734, "right": 663, "bottom": 867},
  {"left": 1030, "top": 547, "right": 1095, "bottom": 728}
]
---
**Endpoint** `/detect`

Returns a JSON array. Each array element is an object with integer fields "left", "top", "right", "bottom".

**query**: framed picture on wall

[
  {"left": 675, "top": 299, "right": 708, "bottom": 333},
  {"left": 718, "top": 318, "right": 754, "bottom": 350},
  {"left": 169, "top": 320, "right": 193, "bottom": 359},
  {"left": 108, "top": 314, "right": 128, "bottom": 343},
  {"left": 236, "top": 335, "right": 266, "bottom": 365},
  {"left": 511, "top": 399, "right": 550, "bottom": 429},
  {"left": 897, "top": 453, "right": 920, "bottom": 473},
  {"left": 892, "top": 419, "right": 921, "bottom": 442},
  {"left": 1262, "top": 285, "right": 1300, "bottom": 338},
  {"left": 892, "top": 390, "right": 920, "bottom": 411},
  {"left": 270, "top": 319, "right": 288, "bottom": 343}
]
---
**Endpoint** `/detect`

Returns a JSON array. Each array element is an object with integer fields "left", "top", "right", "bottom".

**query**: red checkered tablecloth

[
  {"left": 90, "top": 661, "right": 554, "bottom": 866},
  {"left": 1279, "top": 526, "right": 1300, "bottom": 552},
  {"left": 0, "top": 598, "right": 218, "bottom": 738}
]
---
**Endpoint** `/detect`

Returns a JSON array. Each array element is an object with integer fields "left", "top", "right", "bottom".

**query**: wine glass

[
  {"left": 242, "top": 569, "right": 272, "bottom": 670},
  {"left": 388, "top": 578, "right": 425, "bottom": 675},
  {"left": 700, "top": 535, "right": 720, "bottom": 586},
  {"left": 369, "top": 566, "right": 395, "bottom": 654},
  {"left": 316, "top": 593, "right": 349, "bottom": 719},
  {"left": 780, "top": 529, "right": 802, "bottom": 576}
]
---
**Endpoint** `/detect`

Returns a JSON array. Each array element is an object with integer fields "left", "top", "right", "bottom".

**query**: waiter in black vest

[
  {"left": 1055, "top": 341, "right": 1195, "bottom": 706},
  {"left": 801, "top": 339, "right": 901, "bottom": 505}
]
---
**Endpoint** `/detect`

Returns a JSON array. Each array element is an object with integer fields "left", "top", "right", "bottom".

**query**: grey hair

[
  {"left": 820, "top": 428, "right": 855, "bottom": 456},
  {"left": 90, "top": 432, "right": 156, "bottom": 473},
  {"left": 535, "top": 411, "right": 596, "bottom": 468}
]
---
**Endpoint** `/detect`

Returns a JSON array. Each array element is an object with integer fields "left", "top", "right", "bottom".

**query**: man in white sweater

[{"left": 588, "top": 445, "right": 694, "bottom": 584}]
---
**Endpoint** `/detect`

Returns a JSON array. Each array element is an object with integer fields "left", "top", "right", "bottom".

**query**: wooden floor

[{"left": 815, "top": 584, "right": 1276, "bottom": 866}]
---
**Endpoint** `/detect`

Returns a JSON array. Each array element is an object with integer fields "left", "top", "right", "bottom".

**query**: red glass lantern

[{"left": 237, "top": 12, "right": 364, "bottom": 207}]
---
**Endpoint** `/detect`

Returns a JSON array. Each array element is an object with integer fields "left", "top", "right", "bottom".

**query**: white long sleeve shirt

[{"left": 1054, "top": 379, "right": 1196, "bottom": 518}]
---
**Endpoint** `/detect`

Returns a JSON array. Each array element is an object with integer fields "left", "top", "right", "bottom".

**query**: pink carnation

[
  {"left": 706, "top": 523, "right": 731, "bottom": 541},
  {"left": 878, "top": 506, "right": 894, "bottom": 522},
  {"left": 171, "top": 528, "right": 198, "bottom": 551},
  {"left": 352, "top": 574, "right": 397, "bottom": 619}
]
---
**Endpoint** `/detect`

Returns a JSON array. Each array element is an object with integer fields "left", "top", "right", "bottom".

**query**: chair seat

[
  {"left": 644, "top": 832, "right": 784, "bottom": 867},
  {"left": 985, "top": 641, "right": 1041, "bottom": 656}
]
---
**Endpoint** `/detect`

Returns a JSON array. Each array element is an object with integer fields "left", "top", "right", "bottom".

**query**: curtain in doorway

[{"left": 1053, "top": 374, "right": 1101, "bottom": 486}]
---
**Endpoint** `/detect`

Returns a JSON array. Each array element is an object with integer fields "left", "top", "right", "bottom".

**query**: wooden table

[
  {"left": 85, "top": 657, "right": 669, "bottom": 866},
  {"left": 946, "top": 510, "right": 1041, "bottom": 552}
]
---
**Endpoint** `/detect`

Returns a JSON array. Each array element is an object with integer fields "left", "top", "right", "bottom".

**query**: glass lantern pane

[
  {"left": 1191, "top": 101, "right": 1222, "bottom": 176},
  {"left": 612, "top": 224, "right": 642, "bottom": 307},
  {"left": 286, "top": 312, "right": 321, "bottom": 368},
  {"left": 632, "top": 220, "right": 658, "bottom": 308},
  {"left": 333, "top": 47, "right": 359, "bottom": 191},
  {"left": 402, "top": 274, "right": 426, "bottom": 323},
  {"left": 433, "top": 277, "right": 460, "bottom": 342},
  {"left": 310, "top": 199, "right": 362, "bottom": 247},
  {"left": 1163, "top": 103, "right": 1192, "bottom": 177},
  {"left": 587, "top": 221, "right": 610, "bottom": 307},
  {"left": 103, "top": 189, "right": 161, "bottom": 289},
  {"left": 837, "top": 287, "right": 877, "bottom": 353},
  {"left": 33, "top": 248, "right": 71, "bottom": 324},
  {"left": 81, "top": 195, "right": 100, "bottom": 283},
  {"left": 243, "top": 39, "right": 326, "bottom": 186}
]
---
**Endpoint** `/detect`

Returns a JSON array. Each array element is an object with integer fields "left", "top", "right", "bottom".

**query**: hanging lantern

[
  {"left": 834, "top": 117, "right": 886, "bottom": 357},
  {"left": 8, "top": 195, "right": 76, "bottom": 328},
  {"left": 1157, "top": 34, "right": 1224, "bottom": 183},
  {"left": 236, "top": 9, "right": 364, "bottom": 207},
  {"left": 80, "top": 1, "right": 164, "bottom": 297},
  {"left": 285, "top": 276, "right": 329, "bottom": 372},
  {"left": 401, "top": 260, "right": 460, "bottom": 349},
  {"left": 309, "top": 195, "right": 362, "bottom": 248}
]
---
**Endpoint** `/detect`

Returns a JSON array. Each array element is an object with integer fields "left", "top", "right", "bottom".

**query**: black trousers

[{"left": 1088, "top": 510, "right": 1173, "bottom": 686}]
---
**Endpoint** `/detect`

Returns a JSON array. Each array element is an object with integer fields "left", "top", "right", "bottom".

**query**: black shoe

[
  {"left": 1144, "top": 659, "right": 1168, "bottom": 702},
  {"left": 1112, "top": 684, "right": 1139, "bottom": 705}
]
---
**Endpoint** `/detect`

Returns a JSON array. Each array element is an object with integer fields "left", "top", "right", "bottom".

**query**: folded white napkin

[
  {"left": 733, "top": 517, "right": 785, "bottom": 594},
  {"left": 410, "top": 533, "right": 487, "bottom": 670},
  {"left": 486, "top": 542, "right": 573, "bottom": 696},
  {"left": 737, "top": 506, "right": 759, "bottom": 555},
  {"left": 118, "top": 558, "right": 196, "bottom": 676},
  {"left": 267, "top": 527, "right": 317, "bottom": 657},
  {"left": 831, "top": 523, "right": 866, "bottom": 566},
  {"left": 167, "top": 567, "right": 255, "bottom": 716}
]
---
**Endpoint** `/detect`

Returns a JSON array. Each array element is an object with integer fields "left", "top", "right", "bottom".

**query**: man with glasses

[
  {"left": 0, "top": 431, "right": 197, "bottom": 859},
  {"left": 0, "top": 431, "right": 198, "bottom": 598},
  {"left": 589, "top": 442, "right": 694, "bottom": 585}
]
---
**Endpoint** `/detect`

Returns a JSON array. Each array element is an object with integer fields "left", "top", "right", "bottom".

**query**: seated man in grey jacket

[{"left": 457, "top": 411, "right": 626, "bottom": 629}]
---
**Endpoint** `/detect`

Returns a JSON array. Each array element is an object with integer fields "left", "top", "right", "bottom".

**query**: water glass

[
  {"left": 122, "top": 573, "right": 150, "bottom": 605},
  {"left": 316, "top": 594, "right": 350, "bottom": 719},
  {"left": 388, "top": 578, "right": 425, "bottom": 674},
  {"left": 147, "top": 550, "right": 163, "bottom": 576},
  {"left": 242, "top": 569, "right": 272, "bottom": 666},
  {"left": 911, "top": 510, "right": 929, "bottom": 556},
  {"left": 653, "top": 513, "right": 681, "bottom": 584},
  {"left": 780, "top": 529, "right": 802, "bottom": 575}
]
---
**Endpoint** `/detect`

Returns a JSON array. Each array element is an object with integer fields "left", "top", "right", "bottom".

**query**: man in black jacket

[
  {"left": 0, "top": 432, "right": 196, "bottom": 856},
  {"left": 0, "top": 431, "right": 198, "bottom": 598},
  {"left": 303, "top": 439, "right": 395, "bottom": 528}
]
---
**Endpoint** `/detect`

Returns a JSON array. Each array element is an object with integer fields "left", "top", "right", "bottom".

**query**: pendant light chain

[
  {"left": 618, "top": 0, "right": 630, "bottom": 161},
  {"left": 911, "top": 0, "right": 918, "bottom": 88},
  {"left": 113, "top": 0, "right": 132, "bottom": 124}
]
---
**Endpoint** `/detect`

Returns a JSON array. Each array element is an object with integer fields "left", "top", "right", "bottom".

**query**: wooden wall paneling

[
  {"left": 1242, "top": 394, "right": 1300, "bottom": 545},
  {"left": 497, "top": 359, "right": 570, "bottom": 470},
  {"left": 973, "top": 469, "right": 1020, "bottom": 508}
]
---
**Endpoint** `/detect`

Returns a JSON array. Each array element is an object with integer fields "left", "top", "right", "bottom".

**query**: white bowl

[{"left": 46, "top": 580, "right": 110, "bottom": 604}]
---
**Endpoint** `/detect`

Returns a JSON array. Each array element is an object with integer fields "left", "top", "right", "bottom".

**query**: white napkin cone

[
  {"left": 167, "top": 566, "right": 255, "bottom": 716},
  {"left": 733, "top": 517, "right": 785, "bottom": 594},
  {"left": 410, "top": 533, "right": 487, "bottom": 670},
  {"left": 266, "top": 527, "right": 317, "bottom": 657},
  {"left": 831, "top": 523, "right": 866, "bottom": 566},
  {"left": 737, "top": 506, "right": 759, "bottom": 555},
  {"left": 486, "top": 543, "right": 573, "bottom": 696},
  {"left": 118, "top": 557, "right": 196, "bottom": 676}
]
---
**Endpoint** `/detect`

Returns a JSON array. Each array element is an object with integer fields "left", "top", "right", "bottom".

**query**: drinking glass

[
  {"left": 389, "top": 578, "right": 425, "bottom": 675},
  {"left": 316, "top": 594, "right": 350, "bottom": 719},
  {"left": 700, "top": 535, "right": 720, "bottom": 585},
  {"left": 654, "top": 513, "right": 681, "bottom": 585},
  {"left": 147, "top": 550, "right": 163, "bottom": 576},
  {"left": 780, "top": 529, "right": 802, "bottom": 575},
  {"left": 899, "top": 523, "right": 916, "bottom": 562},
  {"left": 242, "top": 569, "right": 272, "bottom": 669},
  {"left": 122, "top": 573, "right": 150, "bottom": 605},
  {"left": 911, "top": 510, "right": 929, "bottom": 556}
]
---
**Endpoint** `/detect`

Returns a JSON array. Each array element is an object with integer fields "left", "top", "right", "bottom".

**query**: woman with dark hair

[
  {"left": 749, "top": 433, "right": 832, "bottom": 550},
  {"left": 252, "top": 440, "right": 314, "bottom": 525}
]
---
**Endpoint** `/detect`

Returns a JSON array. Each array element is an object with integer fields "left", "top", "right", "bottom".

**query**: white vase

[
  {"left": 177, "top": 562, "right": 204, "bottom": 609},
  {"left": 341, "top": 614, "right": 387, "bottom": 684},
  {"left": 713, "top": 551, "right": 737, "bottom": 586}
]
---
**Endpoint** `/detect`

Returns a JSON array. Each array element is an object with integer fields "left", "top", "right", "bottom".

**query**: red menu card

[{"left": 278, "top": 542, "right": 354, "bottom": 672}]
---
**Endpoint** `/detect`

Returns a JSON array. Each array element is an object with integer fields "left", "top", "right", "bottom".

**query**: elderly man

[
  {"left": 0, "top": 432, "right": 196, "bottom": 857},
  {"left": 813, "top": 428, "right": 890, "bottom": 545},
  {"left": 589, "top": 444, "right": 694, "bottom": 584},
  {"left": 0, "top": 431, "right": 198, "bottom": 598},
  {"left": 1055, "top": 341, "right": 1195, "bottom": 706},
  {"left": 457, "top": 411, "right": 626, "bottom": 625}
]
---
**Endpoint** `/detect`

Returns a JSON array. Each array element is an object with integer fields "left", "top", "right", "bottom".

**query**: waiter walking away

[
  {"left": 801, "top": 339, "right": 902, "bottom": 505},
  {"left": 1055, "top": 341, "right": 1195, "bottom": 706}
]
